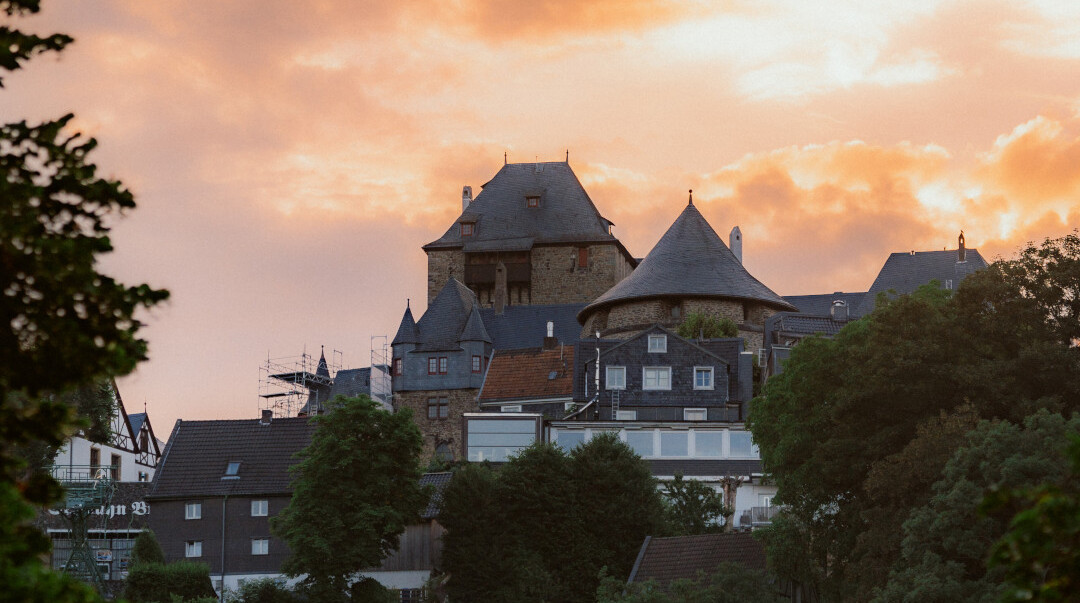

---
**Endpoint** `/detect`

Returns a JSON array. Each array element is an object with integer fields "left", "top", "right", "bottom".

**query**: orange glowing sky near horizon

[{"left": 4, "top": 0, "right": 1080, "bottom": 430}]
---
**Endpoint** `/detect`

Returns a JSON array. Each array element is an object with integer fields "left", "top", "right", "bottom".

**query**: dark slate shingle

[
  {"left": 415, "top": 278, "right": 480, "bottom": 352},
  {"left": 422, "top": 162, "right": 617, "bottom": 251},
  {"left": 782, "top": 291, "right": 867, "bottom": 316},
  {"left": 855, "top": 248, "right": 988, "bottom": 316},
  {"left": 580, "top": 203, "right": 794, "bottom": 322},
  {"left": 478, "top": 303, "right": 586, "bottom": 350},
  {"left": 148, "top": 417, "right": 317, "bottom": 499},
  {"left": 420, "top": 471, "right": 453, "bottom": 519},
  {"left": 392, "top": 305, "right": 421, "bottom": 345}
]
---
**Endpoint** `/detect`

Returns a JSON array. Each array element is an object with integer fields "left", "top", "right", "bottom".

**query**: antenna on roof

[{"left": 688, "top": 189, "right": 693, "bottom": 205}]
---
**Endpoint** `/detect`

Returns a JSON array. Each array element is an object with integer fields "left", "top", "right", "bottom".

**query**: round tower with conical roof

[{"left": 577, "top": 199, "right": 794, "bottom": 350}]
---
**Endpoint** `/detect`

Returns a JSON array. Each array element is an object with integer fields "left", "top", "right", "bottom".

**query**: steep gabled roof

[
  {"left": 479, "top": 346, "right": 575, "bottom": 403},
  {"left": 147, "top": 417, "right": 316, "bottom": 499},
  {"left": 627, "top": 533, "right": 767, "bottom": 585},
  {"left": 479, "top": 303, "right": 585, "bottom": 349},
  {"left": 580, "top": 202, "right": 794, "bottom": 322},
  {"left": 392, "top": 305, "right": 421, "bottom": 345},
  {"left": 414, "top": 278, "right": 482, "bottom": 352},
  {"left": 423, "top": 162, "right": 618, "bottom": 252},
  {"left": 855, "top": 248, "right": 988, "bottom": 316}
]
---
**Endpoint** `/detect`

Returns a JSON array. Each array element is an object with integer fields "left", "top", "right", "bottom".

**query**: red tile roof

[
  {"left": 479, "top": 346, "right": 575, "bottom": 403},
  {"left": 628, "top": 532, "right": 767, "bottom": 584}
]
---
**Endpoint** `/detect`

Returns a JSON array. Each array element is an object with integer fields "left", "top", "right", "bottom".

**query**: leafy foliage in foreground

[
  {"left": 595, "top": 562, "right": 783, "bottom": 603},
  {"left": 439, "top": 433, "right": 667, "bottom": 603}
]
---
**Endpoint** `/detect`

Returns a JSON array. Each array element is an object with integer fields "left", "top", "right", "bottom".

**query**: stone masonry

[
  {"left": 427, "top": 249, "right": 465, "bottom": 306},
  {"left": 395, "top": 389, "right": 478, "bottom": 461}
]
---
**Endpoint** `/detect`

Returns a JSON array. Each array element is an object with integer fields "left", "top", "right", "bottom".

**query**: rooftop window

[
  {"left": 526, "top": 195, "right": 540, "bottom": 208},
  {"left": 648, "top": 335, "right": 667, "bottom": 353},
  {"left": 224, "top": 461, "right": 241, "bottom": 477}
]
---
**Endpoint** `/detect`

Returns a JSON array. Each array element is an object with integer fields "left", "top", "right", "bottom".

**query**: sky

[{"left": 4, "top": 0, "right": 1080, "bottom": 430}]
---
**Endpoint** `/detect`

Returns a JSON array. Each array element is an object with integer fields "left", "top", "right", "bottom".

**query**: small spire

[
  {"left": 688, "top": 189, "right": 693, "bottom": 205},
  {"left": 406, "top": 298, "right": 410, "bottom": 309},
  {"left": 566, "top": 149, "right": 569, "bottom": 162},
  {"left": 504, "top": 151, "right": 507, "bottom": 165}
]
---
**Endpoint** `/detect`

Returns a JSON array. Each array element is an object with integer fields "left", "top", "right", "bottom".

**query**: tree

[
  {"left": 1, "top": 1, "right": 168, "bottom": 601},
  {"left": 224, "top": 578, "right": 300, "bottom": 603},
  {"left": 874, "top": 411, "right": 1080, "bottom": 602},
  {"left": 272, "top": 395, "right": 429, "bottom": 602},
  {"left": 677, "top": 312, "right": 738, "bottom": 340},
  {"left": 439, "top": 434, "right": 667, "bottom": 603},
  {"left": 748, "top": 234, "right": 1080, "bottom": 601},
  {"left": 596, "top": 562, "right": 783, "bottom": 603},
  {"left": 130, "top": 529, "right": 166, "bottom": 567},
  {"left": 984, "top": 434, "right": 1080, "bottom": 602},
  {"left": 123, "top": 561, "right": 217, "bottom": 603},
  {"left": 663, "top": 473, "right": 729, "bottom": 535}
]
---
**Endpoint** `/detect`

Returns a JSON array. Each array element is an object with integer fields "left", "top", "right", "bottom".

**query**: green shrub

[
  {"left": 676, "top": 312, "right": 738, "bottom": 339},
  {"left": 130, "top": 529, "right": 166, "bottom": 567},
  {"left": 124, "top": 561, "right": 216, "bottom": 603},
  {"left": 225, "top": 578, "right": 299, "bottom": 603}
]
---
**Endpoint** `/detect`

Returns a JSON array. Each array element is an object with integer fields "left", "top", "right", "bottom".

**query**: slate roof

[
  {"left": 460, "top": 306, "right": 493, "bottom": 343},
  {"left": 627, "top": 533, "right": 768, "bottom": 585},
  {"left": 783, "top": 291, "right": 867, "bottom": 316},
  {"left": 423, "top": 162, "right": 619, "bottom": 252},
  {"left": 478, "top": 303, "right": 585, "bottom": 349},
  {"left": 328, "top": 368, "right": 372, "bottom": 399},
  {"left": 414, "top": 278, "right": 482, "bottom": 352},
  {"left": 392, "top": 305, "right": 421, "bottom": 345},
  {"left": 147, "top": 417, "right": 316, "bottom": 499},
  {"left": 128, "top": 413, "right": 147, "bottom": 439},
  {"left": 580, "top": 202, "right": 795, "bottom": 322},
  {"left": 648, "top": 459, "right": 763, "bottom": 477},
  {"left": 768, "top": 313, "right": 847, "bottom": 339},
  {"left": 479, "top": 346, "right": 575, "bottom": 403},
  {"left": 420, "top": 471, "right": 453, "bottom": 520},
  {"left": 855, "top": 248, "right": 987, "bottom": 316}
]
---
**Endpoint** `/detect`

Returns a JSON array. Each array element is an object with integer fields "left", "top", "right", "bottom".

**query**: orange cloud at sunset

[{"left": 3, "top": 0, "right": 1079, "bottom": 428}]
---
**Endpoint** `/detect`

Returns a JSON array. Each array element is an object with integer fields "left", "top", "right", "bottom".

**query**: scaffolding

[
  {"left": 258, "top": 348, "right": 342, "bottom": 418},
  {"left": 369, "top": 335, "right": 392, "bottom": 409},
  {"left": 48, "top": 464, "right": 116, "bottom": 592}
]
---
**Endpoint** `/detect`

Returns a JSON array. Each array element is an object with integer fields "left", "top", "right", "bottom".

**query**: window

[
  {"left": 684, "top": 408, "right": 707, "bottom": 421},
  {"left": 648, "top": 335, "right": 667, "bottom": 353},
  {"left": 185, "top": 541, "right": 202, "bottom": 558},
  {"left": 251, "top": 500, "right": 268, "bottom": 517},
  {"left": 695, "top": 431, "right": 723, "bottom": 457},
  {"left": 438, "top": 356, "right": 448, "bottom": 374},
  {"left": 225, "top": 461, "right": 241, "bottom": 476},
  {"left": 140, "top": 431, "right": 149, "bottom": 453},
  {"left": 467, "top": 418, "right": 538, "bottom": 462},
  {"left": 577, "top": 247, "right": 589, "bottom": 269},
  {"left": 625, "top": 431, "right": 654, "bottom": 457},
  {"left": 730, "top": 431, "right": 756, "bottom": 457},
  {"left": 606, "top": 366, "right": 626, "bottom": 390},
  {"left": 89, "top": 447, "right": 100, "bottom": 470},
  {"left": 428, "top": 357, "right": 437, "bottom": 375},
  {"left": 392, "top": 358, "right": 402, "bottom": 376},
  {"left": 694, "top": 367, "right": 714, "bottom": 390},
  {"left": 526, "top": 195, "right": 540, "bottom": 208},
  {"left": 251, "top": 539, "right": 269, "bottom": 556},
  {"left": 472, "top": 355, "right": 482, "bottom": 373},
  {"left": 427, "top": 397, "right": 449, "bottom": 420},
  {"left": 435, "top": 442, "right": 454, "bottom": 462},
  {"left": 501, "top": 405, "right": 522, "bottom": 413},
  {"left": 615, "top": 410, "right": 637, "bottom": 421},
  {"left": 556, "top": 430, "right": 585, "bottom": 451},
  {"left": 660, "top": 431, "right": 689, "bottom": 457},
  {"left": 110, "top": 454, "right": 121, "bottom": 480},
  {"left": 461, "top": 222, "right": 474, "bottom": 236},
  {"left": 185, "top": 502, "right": 202, "bottom": 520},
  {"left": 643, "top": 367, "right": 671, "bottom": 390}
]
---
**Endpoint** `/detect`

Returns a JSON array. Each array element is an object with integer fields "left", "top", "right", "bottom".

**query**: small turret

[
  {"left": 958, "top": 231, "right": 966, "bottom": 263},
  {"left": 730, "top": 226, "right": 742, "bottom": 265}
]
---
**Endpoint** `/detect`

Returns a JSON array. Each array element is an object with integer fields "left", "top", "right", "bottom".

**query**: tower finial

[
  {"left": 406, "top": 298, "right": 410, "bottom": 309},
  {"left": 566, "top": 149, "right": 569, "bottom": 162},
  {"left": 688, "top": 189, "right": 693, "bottom": 205},
  {"left": 504, "top": 151, "right": 507, "bottom": 165}
]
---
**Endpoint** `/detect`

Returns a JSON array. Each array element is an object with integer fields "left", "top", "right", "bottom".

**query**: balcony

[{"left": 739, "top": 505, "right": 780, "bottom": 527}]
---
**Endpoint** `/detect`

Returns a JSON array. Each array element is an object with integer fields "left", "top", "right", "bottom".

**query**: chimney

[
  {"left": 730, "top": 226, "right": 742, "bottom": 264},
  {"left": 260, "top": 409, "right": 272, "bottom": 425},
  {"left": 543, "top": 321, "right": 558, "bottom": 350},
  {"left": 493, "top": 262, "right": 507, "bottom": 315},
  {"left": 462, "top": 185, "right": 473, "bottom": 212},
  {"left": 831, "top": 300, "right": 849, "bottom": 322},
  {"left": 957, "top": 231, "right": 966, "bottom": 263}
]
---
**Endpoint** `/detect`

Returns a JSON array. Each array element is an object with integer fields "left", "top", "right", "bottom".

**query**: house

[
  {"left": 476, "top": 332, "right": 575, "bottom": 417},
  {"left": 577, "top": 196, "right": 796, "bottom": 351},
  {"left": 422, "top": 160, "right": 637, "bottom": 308},
  {"left": 145, "top": 414, "right": 317, "bottom": 594},
  {"left": 52, "top": 380, "right": 163, "bottom": 483},
  {"left": 625, "top": 532, "right": 809, "bottom": 600}
]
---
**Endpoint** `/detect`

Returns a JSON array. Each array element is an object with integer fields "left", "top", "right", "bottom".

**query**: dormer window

[
  {"left": 224, "top": 461, "right": 241, "bottom": 477},
  {"left": 461, "top": 222, "right": 475, "bottom": 237},
  {"left": 526, "top": 195, "right": 540, "bottom": 208}
]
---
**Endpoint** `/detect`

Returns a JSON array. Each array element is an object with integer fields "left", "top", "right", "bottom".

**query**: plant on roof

[
  {"left": 272, "top": 395, "right": 429, "bottom": 602},
  {"left": 1, "top": 1, "right": 169, "bottom": 601},
  {"left": 676, "top": 312, "right": 738, "bottom": 340}
]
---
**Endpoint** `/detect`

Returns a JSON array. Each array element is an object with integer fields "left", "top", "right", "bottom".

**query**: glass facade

[{"left": 466, "top": 417, "right": 539, "bottom": 462}]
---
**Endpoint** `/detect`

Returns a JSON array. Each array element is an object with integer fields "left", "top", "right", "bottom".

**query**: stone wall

[
  {"left": 395, "top": 389, "right": 478, "bottom": 461},
  {"left": 530, "top": 243, "right": 633, "bottom": 305},
  {"left": 426, "top": 249, "right": 465, "bottom": 306},
  {"left": 583, "top": 297, "right": 773, "bottom": 351}
]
